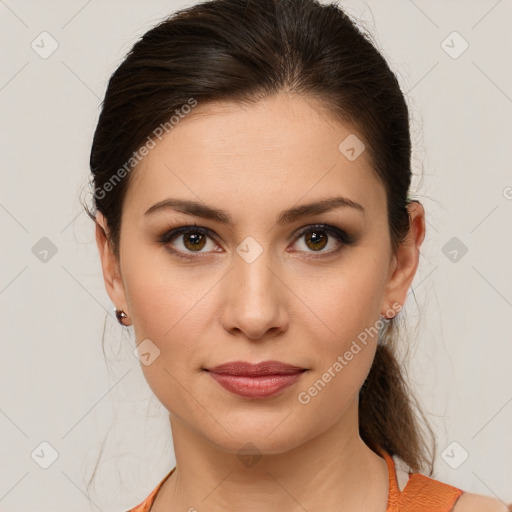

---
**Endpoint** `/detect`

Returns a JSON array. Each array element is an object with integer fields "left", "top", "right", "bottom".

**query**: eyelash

[{"left": 157, "top": 223, "right": 354, "bottom": 261}]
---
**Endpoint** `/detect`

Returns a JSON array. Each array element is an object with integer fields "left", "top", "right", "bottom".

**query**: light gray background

[{"left": 1, "top": 0, "right": 511, "bottom": 510}]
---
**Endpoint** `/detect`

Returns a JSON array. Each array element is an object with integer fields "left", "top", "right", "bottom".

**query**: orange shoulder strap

[
  {"left": 397, "top": 473, "right": 464, "bottom": 512},
  {"left": 125, "top": 467, "right": 176, "bottom": 512},
  {"left": 381, "top": 450, "right": 464, "bottom": 512}
]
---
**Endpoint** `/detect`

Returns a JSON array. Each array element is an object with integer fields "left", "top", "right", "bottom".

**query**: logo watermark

[
  {"left": 297, "top": 302, "right": 402, "bottom": 405},
  {"left": 93, "top": 98, "right": 198, "bottom": 201}
]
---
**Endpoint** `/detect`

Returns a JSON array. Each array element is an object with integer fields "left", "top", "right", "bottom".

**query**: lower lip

[{"left": 206, "top": 371, "right": 305, "bottom": 398}]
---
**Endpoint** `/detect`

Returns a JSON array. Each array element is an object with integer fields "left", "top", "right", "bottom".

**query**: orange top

[
  {"left": 125, "top": 466, "right": 175, "bottom": 512},
  {"left": 125, "top": 450, "right": 464, "bottom": 512}
]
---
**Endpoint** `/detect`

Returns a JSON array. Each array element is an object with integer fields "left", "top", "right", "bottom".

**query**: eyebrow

[{"left": 144, "top": 195, "right": 365, "bottom": 225}]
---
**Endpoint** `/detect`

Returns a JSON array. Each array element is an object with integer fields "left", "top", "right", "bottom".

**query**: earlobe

[{"left": 95, "top": 211, "right": 129, "bottom": 318}]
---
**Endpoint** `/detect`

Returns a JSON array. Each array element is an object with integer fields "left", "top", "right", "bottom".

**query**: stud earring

[{"left": 115, "top": 308, "right": 129, "bottom": 326}]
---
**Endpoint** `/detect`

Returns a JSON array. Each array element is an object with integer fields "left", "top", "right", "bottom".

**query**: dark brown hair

[{"left": 83, "top": 0, "right": 435, "bottom": 489}]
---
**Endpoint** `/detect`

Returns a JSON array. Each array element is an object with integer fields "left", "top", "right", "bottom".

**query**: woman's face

[{"left": 96, "top": 92, "right": 423, "bottom": 455}]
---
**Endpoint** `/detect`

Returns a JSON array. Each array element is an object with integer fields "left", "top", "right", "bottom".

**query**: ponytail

[{"left": 359, "top": 319, "right": 436, "bottom": 475}]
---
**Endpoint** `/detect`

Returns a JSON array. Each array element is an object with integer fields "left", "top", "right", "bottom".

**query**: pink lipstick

[{"left": 204, "top": 360, "right": 307, "bottom": 399}]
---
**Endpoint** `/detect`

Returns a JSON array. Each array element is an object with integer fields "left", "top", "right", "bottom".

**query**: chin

[{"left": 202, "top": 415, "right": 310, "bottom": 456}]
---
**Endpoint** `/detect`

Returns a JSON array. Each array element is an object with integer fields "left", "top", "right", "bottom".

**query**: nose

[{"left": 220, "top": 248, "right": 290, "bottom": 341}]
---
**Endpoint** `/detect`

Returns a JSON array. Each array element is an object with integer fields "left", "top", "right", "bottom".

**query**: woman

[{"left": 86, "top": 0, "right": 510, "bottom": 510}]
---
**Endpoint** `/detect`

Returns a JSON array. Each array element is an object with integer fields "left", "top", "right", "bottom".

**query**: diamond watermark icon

[
  {"left": 31, "top": 31, "right": 59, "bottom": 59},
  {"left": 441, "top": 441, "right": 469, "bottom": 469},
  {"left": 32, "top": 237, "right": 58, "bottom": 263},
  {"left": 31, "top": 441, "right": 59, "bottom": 469},
  {"left": 237, "top": 442, "right": 263, "bottom": 468},
  {"left": 442, "top": 236, "right": 468, "bottom": 263},
  {"left": 441, "top": 31, "right": 469, "bottom": 59},
  {"left": 134, "top": 338, "right": 161, "bottom": 366},
  {"left": 236, "top": 236, "right": 263, "bottom": 264},
  {"left": 338, "top": 134, "right": 365, "bottom": 161}
]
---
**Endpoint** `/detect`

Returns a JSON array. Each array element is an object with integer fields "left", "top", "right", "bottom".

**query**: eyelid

[
  {"left": 158, "top": 224, "right": 220, "bottom": 249},
  {"left": 292, "top": 223, "right": 353, "bottom": 245}
]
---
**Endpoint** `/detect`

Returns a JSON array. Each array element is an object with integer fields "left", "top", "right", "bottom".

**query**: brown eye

[
  {"left": 158, "top": 225, "right": 219, "bottom": 259},
  {"left": 182, "top": 232, "right": 207, "bottom": 252},
  {"left": 158, "top": 223, "right": 353, "bottom": 261},
  {"left": 291, "top": 224, "right": 351, "bottom": 256},
  {"left": 303, "top": 229, "right": 328, "bottom": 251}
]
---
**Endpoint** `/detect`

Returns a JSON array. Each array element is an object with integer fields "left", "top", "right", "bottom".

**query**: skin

[{"left": 95, "top": 92, "right": 506, "bottom": 512}]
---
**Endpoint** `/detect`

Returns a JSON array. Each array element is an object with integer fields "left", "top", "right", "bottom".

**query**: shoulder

[{"left": 453, "top": 492, "right": 511, "bottom": 512}]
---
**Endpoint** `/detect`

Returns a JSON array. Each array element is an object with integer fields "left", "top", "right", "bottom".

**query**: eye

[
  {"left": 158, "top": 223, "right": 353, "bottom": 260},
  {"left": 158, "top": 223, "right": 220, "bottom": 260},
  {"left": 290, "top": 224, "right": 352, "bottom": 257}
]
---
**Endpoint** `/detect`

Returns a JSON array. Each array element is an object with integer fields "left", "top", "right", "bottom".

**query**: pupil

[
  {"left": 185, "top": 233, "right": 205, "bottom": 250},
  {"left": 308, "top": 230, "right": 327, "bottom": 250}
]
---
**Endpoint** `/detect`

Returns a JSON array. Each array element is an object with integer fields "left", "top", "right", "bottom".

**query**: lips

[
  {"left": 204, "top": 360, "right": 307, "bottom": 399},
  {"left": 206, "top": 360, "right": 305, "bottom": 376}
]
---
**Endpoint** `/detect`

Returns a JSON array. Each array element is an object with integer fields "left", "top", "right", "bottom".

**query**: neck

[{"left": 152, "top": 398, "right": 389, "bottom": 512}]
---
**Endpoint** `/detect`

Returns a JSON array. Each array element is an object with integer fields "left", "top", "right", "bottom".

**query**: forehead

[{"left": 124, "top": 93, "right": 386, "bottom": 222}]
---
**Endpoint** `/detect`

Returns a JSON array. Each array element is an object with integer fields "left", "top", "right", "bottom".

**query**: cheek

[
  {"left": 293, "top": 257, "right": 385, "bottom": 346},
  {"left": 126, "top": 274, "right": 208, "bottom": 379},
  {"left": 291, "top": 259, "right": 385, "bottom": 405},
  {"left": 294, "top": 282, "right": 381, "bottom": 424},
  {"left": 121, "top": 250, "right": 222, "bottom": 402},
  {"left": 125, "top": 265, "right": 207, "bottom": 414},
  {"left": 121, "top": 243, "right": 210, "bottom": 339},
  {"left": 297, "top": 340, "right": 377, "bottom": 421}
]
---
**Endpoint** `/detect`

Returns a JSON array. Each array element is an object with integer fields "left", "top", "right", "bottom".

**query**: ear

[
  {"left": 95, "top": 211, "right": 130, "bottom": 321},
  {"left": 381, "top": 201, "right": 426, "bottom": 318}
]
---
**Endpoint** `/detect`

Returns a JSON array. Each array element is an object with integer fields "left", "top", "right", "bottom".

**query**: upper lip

[{"left": 205, "top": 360, "right": 306, "bottom": 376}]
